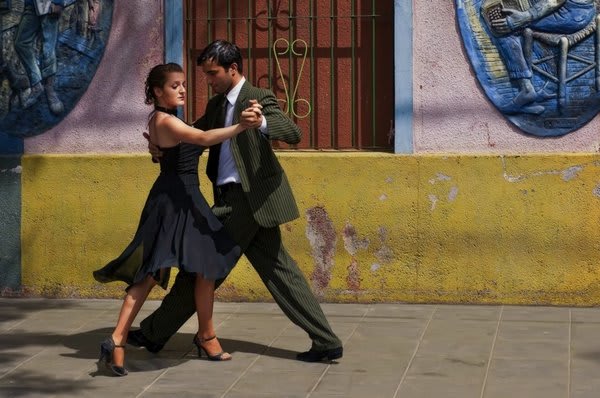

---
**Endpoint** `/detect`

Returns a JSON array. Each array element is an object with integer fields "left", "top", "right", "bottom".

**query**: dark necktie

[{"left": 206, "top": 96, "right": 228, "bottom": 182}]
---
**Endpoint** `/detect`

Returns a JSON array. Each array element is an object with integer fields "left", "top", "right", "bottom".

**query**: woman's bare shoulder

[{"left": 151, "top": 113, "right": 181, "bottom": 146}]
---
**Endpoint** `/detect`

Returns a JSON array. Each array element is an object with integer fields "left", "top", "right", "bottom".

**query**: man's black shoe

[
  {"left": 127, "top": 329, "right": 164, "bottom": 353},
  {"left": 296, "top": 346, "right": 343, "bottom": 362}
]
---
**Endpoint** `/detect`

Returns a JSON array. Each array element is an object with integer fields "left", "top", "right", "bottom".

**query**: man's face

[{"left": 201, "top": 59, "right": 236, "bottom": 94}]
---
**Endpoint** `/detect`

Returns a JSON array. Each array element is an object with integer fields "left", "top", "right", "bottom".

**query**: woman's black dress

[{"left": 93, "top": 143, "right": 240, "bottom": 289}]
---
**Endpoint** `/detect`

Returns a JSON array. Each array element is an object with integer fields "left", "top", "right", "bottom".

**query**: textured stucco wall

[
  {"left": 23, "top": 0, "right": 163, "bottom": 154},
  {"left": 413, "top": 1, "right": 600, "bottom": 153},
  {"left": 20, "top": 153, "right": 600, "bottom": 304}
]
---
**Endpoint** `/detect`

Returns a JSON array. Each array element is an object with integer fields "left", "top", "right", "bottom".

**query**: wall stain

[
  {"left": 594, "top": 184, "right": 600, "bottom": 198},
  {"left": 305, "top": 206, "right": 336, "bottom": 295},
  {"left": 343, "top": 222, "right": 369, "bottom": 291},
  {"left": 346, "top": 259, "right": 360, "bottom": 291}
]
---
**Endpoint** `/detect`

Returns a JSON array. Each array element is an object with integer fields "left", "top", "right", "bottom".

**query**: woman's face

[{"left": 155, "top": 71, "right": 186, "bottom": 108}]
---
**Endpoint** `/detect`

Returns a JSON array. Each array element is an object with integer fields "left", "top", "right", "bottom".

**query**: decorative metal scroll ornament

[
  {"left": 273, "top": 37, "right": 311, "bottom": 119},
  {"left": 456, "top": 0, "right": 600, "bottom": 136},
  {"left": 0, "top": 0, "right": 112, "bottom": 137}
]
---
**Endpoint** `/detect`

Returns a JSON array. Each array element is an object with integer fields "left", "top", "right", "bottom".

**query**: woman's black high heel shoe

[
  {"left": 98, "top": 337, "right": 129, "bottom": 376},
  {"left": 192, "top": 335, "right": 232, "bottom": 361}
]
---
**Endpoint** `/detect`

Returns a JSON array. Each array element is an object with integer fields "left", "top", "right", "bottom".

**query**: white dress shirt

[{"left": 216, "top": 77, "right": 268, "bottom": 186}]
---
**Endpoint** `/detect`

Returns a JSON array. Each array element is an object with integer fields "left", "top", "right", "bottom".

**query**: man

[
  {"left": 483, "top": 0, "right": 596, "bottom": 114},
  {"left": 14, "top": 0, "right": 65, "bottom": 114},
  {"left": 131, "top": 40, "right": 343, "bottom": 362},
  {"left": 1, "top": 1, "right": 30, "bottom": 111}
]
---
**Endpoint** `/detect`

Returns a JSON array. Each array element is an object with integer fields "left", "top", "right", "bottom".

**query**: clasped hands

[
  {"left": 240, "top": 99, "right": 263, "bottom": 129},
  {"left": 144, "top": 99, "right": 263, "bottom": 162}
]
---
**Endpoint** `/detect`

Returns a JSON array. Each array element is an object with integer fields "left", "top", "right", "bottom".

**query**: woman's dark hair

[
  {"left": 197, "top": 40, "right": 243, "bottom": 73},
  {"left": 144, "top": 63, "right": 184, "bottom": 105}
]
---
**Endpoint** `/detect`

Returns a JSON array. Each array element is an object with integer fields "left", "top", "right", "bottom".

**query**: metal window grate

[{"left": 186, "top": 0, "right": 394, "bottom": 150}]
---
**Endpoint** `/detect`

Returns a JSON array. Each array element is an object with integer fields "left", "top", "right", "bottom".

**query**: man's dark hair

[{"left": 197, "top": 39, "right": 243, "bottom": 74}]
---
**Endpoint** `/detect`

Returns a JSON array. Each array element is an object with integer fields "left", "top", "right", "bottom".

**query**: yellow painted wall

[{"left": 20, "top": 153, "right": 600, "bottom": 304}]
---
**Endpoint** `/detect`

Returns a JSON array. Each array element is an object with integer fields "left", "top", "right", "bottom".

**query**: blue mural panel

[
  {"left": 0, "top": 0, "right": 112, "bottom": 137},
  {"left": 456, "top": 0, "right": 600, "bottom": 136},
  {"left": 0, "top": 132, "right": 22, "bottom": 154}
]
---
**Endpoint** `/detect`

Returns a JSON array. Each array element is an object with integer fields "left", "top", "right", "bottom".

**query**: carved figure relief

[
  {"left": 456, "top": 0, "right": 600, "bottom": 136},
  {"left": 0, "top": 0, "right": 112, "bottom": 137}
]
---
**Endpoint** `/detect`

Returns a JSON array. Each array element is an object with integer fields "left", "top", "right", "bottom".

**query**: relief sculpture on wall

[
  {"left": 456, "top": 0, "right": 600, "bottom": 136},
  {"left": 0, "top": 0, "right": 112, "bottom": 137}
]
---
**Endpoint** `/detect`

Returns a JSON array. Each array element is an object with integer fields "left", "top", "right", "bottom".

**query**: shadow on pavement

[
  {"left": 61, "top": 329, "right": 298, "bottom": 361},
  {"left": 0, "top": 371, "right": 100, "bottom": 397}
]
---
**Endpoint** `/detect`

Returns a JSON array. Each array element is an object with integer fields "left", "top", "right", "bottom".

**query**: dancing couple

[{"left": 93, "top": 40, "right": 343, "bottom": 376}]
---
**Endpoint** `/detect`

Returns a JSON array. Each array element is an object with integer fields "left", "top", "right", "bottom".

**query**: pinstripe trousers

[{"left": 139, "top": 183, "right": 342, "bottom": 351}]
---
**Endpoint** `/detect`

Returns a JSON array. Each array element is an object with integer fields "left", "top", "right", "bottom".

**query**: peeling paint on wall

[
  {"left": 0, "top": 166, "right": 22, "bottom": 174},
  {"left": 561, "top": 166, "right": 583, "bottom": 181},
  {"left": 448, "top": 186, "right": 459, "bottom": 202},
  {"left": 502, "top": 157, "right": 593, "bottom": 183},
  {"left": 428, "top": 194, "right": 438, "bottom": 211},
  {"left": 342, "top": 222, "right": 369, "bottom": 291},
  {"left": 428, "top": 172, "right": 457, "bottom": 210},
  {"left": 346, "top": 259, "right": 360, "bottom": 291},
  {"left": 594, "top": 184, "right": 600, "bottom": 198},
  {"left": 429, "top": 173, "right": 451, "bottom": 184},
  {"left": 342, "top": 223, "right": 370, "bottom": 255},
  {"left": 375, "top": 226, "right": 394, "bottom": 266},
  {"left": 305, "top": 206, "right": 336, "bottom": 295}
]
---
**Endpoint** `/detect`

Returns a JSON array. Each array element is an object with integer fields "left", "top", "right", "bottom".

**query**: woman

[{"left": 93, "top": 63, "right": 258, "bottom": 376}]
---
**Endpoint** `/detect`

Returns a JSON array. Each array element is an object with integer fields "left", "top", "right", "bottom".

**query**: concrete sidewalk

[{"left": 1, "top": 298, "right": 600, "bottom": 397}]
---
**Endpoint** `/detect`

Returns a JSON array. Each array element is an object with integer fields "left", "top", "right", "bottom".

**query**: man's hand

[
  {"left": 491, "top": 8, "right": 531, "bottom": 35},
  {"left": 240, "top": 99, "right": 263, "bottom": 129},
  {"left": 143, "top": 132, "right": 162, "bottom": 163}
]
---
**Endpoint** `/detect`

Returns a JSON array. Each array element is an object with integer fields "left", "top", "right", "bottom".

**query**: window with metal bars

[{"left": 185, "top": 0, "right": 394, "bottom": 151}]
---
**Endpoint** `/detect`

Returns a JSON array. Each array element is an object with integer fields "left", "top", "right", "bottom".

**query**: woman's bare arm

[{"left": 159, "top": 116, "right": 244, "bottom": 146}]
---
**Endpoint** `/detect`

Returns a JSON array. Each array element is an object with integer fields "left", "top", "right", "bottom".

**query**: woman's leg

[
  {"left": 110, "top": 275, "right": 157, "bottom": 367},
  {"left": 194, "top": 274, "right": 231, "bottom": 359}
]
